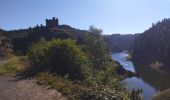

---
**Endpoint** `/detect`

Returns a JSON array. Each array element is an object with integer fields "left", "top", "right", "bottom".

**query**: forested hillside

[
  {"left": 133, "top": 18, "right": 170, "bottom": 71},
  {"left": 4, "top": 24, "right": 87, "bottom": 54},
  {"left": 104, "top": 34, "right": 138, "bottom": 52}
]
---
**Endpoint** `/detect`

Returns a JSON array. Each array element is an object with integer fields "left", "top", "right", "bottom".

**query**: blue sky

[{"left": 0, "top": 0, "right": 170, "bottom": 34}]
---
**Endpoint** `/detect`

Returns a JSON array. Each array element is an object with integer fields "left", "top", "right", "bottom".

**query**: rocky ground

[
  {"left": 0, "top": 76, "right": 67, "bottom": 100},
  {"left": 0, "top": 59, "right": 67, "bottom": 100}
]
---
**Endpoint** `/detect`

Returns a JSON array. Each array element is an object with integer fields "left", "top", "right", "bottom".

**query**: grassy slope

[
  {"left": 0, "top": 56, "right": 28, "bottom": 75},
  {"left": 0, "top": 55, "right": 134, "bottom": 99},
  {"left": 35, "top": 72, "right": 85, "bottom": 98},
  {"left": 0, "top": 56, "right": 82, "bottom": 98},
  {"left": 152, "top": 89, "right": 170, "bottom": 100}
]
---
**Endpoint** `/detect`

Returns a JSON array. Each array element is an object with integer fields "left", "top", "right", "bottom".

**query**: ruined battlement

[{"left": 46, "top": 17, "right": 58, "bottom": 29}]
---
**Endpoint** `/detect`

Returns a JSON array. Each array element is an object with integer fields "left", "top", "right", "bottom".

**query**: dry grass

[
  {"left": 0, "top": 56, "right": 29, "bottom": 75},
  {"left": 35, "top": 72, "right": 84, "bottom": 99}
]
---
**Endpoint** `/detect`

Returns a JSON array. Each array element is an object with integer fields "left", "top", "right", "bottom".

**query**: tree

[
  {"left": 130, "top": 89, "right": 143, "bottom": 100},
  {"left": 28, "top": 39, "right": 91, "bottom": 80},
  {"left": 84, "top": 26, "right": 110, "bottom": 70}
]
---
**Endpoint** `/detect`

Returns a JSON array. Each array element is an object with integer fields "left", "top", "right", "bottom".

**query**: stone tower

[{"left": 46, "top": 17, "right": 59, "bottom": 29}]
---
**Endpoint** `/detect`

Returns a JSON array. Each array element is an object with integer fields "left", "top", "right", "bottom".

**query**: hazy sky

[{"left": 0, "top": 0, "right": 170, "bottom": 34}]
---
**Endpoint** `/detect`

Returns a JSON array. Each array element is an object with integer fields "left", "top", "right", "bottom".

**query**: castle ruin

[{"left": 46, "top": 17, "right": 59, "bottom": 29}]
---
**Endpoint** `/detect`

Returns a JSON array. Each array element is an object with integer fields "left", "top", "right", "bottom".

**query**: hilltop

[{"left": 3, "top": 17, "right": 87, "bottom": 54}]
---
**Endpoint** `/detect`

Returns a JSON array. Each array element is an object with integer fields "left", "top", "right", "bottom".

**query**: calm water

[{"left": 111, "top": 52, "right": 170, "bottom": 100}]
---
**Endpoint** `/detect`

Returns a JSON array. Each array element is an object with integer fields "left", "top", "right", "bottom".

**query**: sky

[{"left": 0, "top": 0, "right": 170, "bottom": 34}]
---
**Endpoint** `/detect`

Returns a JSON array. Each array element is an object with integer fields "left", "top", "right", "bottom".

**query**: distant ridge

[{"left": 133, "top": 18, "right": 170, "bottom": 71}]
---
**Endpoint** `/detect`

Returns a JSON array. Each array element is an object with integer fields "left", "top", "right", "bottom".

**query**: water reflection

[
  {"left": 134, "top": 63, "right": 170, "bottom": 91},
  {"left": 112, "top": 52, "right": 170, "bottom": 100},
  {"left": 111, "top": 52, "right": 135, "bottom": 72}
]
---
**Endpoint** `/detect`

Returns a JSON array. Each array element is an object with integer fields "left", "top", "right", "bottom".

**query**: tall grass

[{"left": 0, "top": 56, "right": 29, "bottom": 75}]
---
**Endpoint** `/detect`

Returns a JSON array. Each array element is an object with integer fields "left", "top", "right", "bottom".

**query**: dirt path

[
  {"left": 0, "top": 59, "right": 67, "bottom": 100},
  {"left": 0, "top": 76, "right": 67, "bottom": 100}
]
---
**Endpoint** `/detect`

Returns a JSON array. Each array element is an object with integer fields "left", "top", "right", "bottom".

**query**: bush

[
  {"left": 28, "top": 39, "right": 91, "bottom": 80},
  {"left": 0, "top": 56, "right": 29, "bottom": 75}
]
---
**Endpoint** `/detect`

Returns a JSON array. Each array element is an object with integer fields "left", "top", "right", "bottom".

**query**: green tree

[
  {"left": 130, "top": 89, "right": 143, "bottom": 100},
  {"left": 84, "top": 26, "right": 110, "bottom": 70},
  {"left": 28, "top": 39, "right": 91, "bottom": 80}
]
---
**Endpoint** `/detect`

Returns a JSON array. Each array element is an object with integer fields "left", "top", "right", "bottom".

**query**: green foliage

[
  {"left": 36, "top": 73, "right": 72, "bottom": 94},
  {"left": 104, "top": 34, "right": 138, "bottom": 52},
  {"left": 27, "top": 38, "right": 48, "bottom": 72},
  {"left": 78, "top": 77, "right": 130, "bottom": 100},
  {"left": 130, "top": 89, "right": 143, "bottom": 100},
  {"left": 75, "top": 26, "right": 134, "bottom": 100},
  {"left": 35, "top": 72, "right": 130, "bottom": 100},
  {"left": 27, "top": 26, "right": 142, "bottom": 100},
  {"left": 84, "top": 26, "right": 110, "bottom": 70},
  {"left": 133, "top": 18, "right": 170, "bottom": 71},
  {"left": 28, "top": 38, "right": 91, "bottom": 80},
  {"left": 0, "top": 21, "right": 145, "bottom": 100},
  {"left": 0, "top": 56, "right": 28, "bottom": 75},
  {"left": 35, "top": 72, "right": 86, "bottom": 98},
  {"left": 4, "top": 23, "right": 87, "bottom": 54},
  {"left": 27, "top": 26, "right": 131, "bottom": 99}
]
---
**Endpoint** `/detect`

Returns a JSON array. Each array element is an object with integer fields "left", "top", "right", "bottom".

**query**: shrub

[
  {"left": 28, "top": 39, "right": 91, "bottom": 80},
  {"left": 84, "top": 26, "right": 110, "bottom": 70},
  {"left": 77, "top": 77, "right": 130, "bottom": 100}
]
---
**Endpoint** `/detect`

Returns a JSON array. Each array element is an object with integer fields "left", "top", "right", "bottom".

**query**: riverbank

[
  {"left": 114, "top": 61, "right": 137, "bottom": 79},
  {"left": 0, "top": 55, "right": 135, "bottom": 100},
  {"left": 111, "top": 52, "right": 170, "bottom": 100},
  {"left": 152, "top": 88, "right": 170, "bottom": 100}
]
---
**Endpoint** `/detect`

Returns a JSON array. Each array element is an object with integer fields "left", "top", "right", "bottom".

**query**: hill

[
  {"left": 133, "top": 18, "right": 170, "bottom": 71},
  {"left": 3, "top": 18, "right": 87, "bottom": 54},
  {"left": 104, "top": 34, "right": 138, "bottom": 52}
]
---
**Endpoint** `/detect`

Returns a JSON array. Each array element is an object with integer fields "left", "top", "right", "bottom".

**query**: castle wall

[{"left": 46, "top": 17, "right": 58, "bottom": 29}]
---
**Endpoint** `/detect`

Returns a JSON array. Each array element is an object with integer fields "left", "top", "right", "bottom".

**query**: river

[{"left": 111, "top": 52, "right": 170, "bottom": 100}]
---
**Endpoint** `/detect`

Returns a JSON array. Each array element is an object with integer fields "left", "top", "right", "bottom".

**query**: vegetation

[
  {"left": 4, "top": 24, "right": 87, "bottom": 54},
  {"left": 35, "top": 72, "right": 82, "bottom": 98},
  {"left": 133, "top": 63, "right": 170, "bottom": 91},
  {"left": 35, "top": 72, "right": 132, "bottom": 100},
  {"left": 133, "top": 18, "right": 170, "bottom": 71},
  {"left": 152, "top": 88, "right": 170, "bottom": 100},
  {"left": 130, "top": 89, "right": 143, "bottom": 100},
  {"left": 0, "top": 56, "right": 28, "bottom": 75},
  {"left": 104, "top": 34, "right": 138, "bottom": 52},
  {"left": 26, "top": 26, "right": 143, "bottom": 99},
  {"left": 28, "top": 38, "right": 91, "bottom": 80},
  {"left": 84, "top": 26, "right": 110, "bottom": 69},
  {"left": 0, "top": 24, "right": 143, "bottom": 99},
  {"left": 3, "top": 16, "right": 170, "bottom": 100}
]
